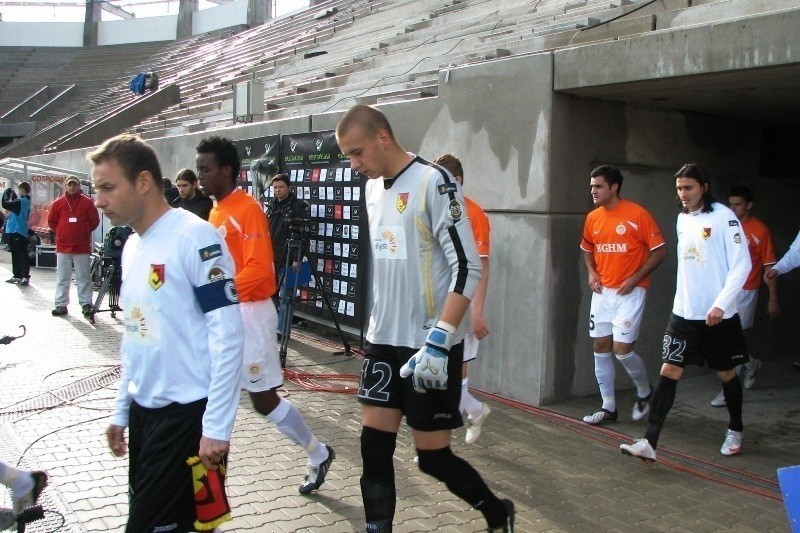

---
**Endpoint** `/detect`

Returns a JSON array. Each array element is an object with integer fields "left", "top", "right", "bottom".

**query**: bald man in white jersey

[{"left": 336, "top": 105, "right": 514, "bottom": 533}]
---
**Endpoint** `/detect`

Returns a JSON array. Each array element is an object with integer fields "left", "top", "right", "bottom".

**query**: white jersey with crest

[
  {"left": 112, "top": 208, "right": 244, "bottom": 441},
  {"left": 673, "top": 202, "right": 750, "bottom": 320},
  {"left": 365, "top": 155, "right": 481, "bottom": 349}
]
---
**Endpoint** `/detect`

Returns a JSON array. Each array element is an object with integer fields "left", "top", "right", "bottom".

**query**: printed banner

[
  {"left": 274, "top": 130, "right": 366, "bottom": 330},
  {"left": 234, "top": 135, "right": 280, "bottom": 208}
]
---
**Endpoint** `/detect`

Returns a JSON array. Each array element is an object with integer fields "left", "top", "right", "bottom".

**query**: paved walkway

[{"left": 1, "top": 252, "right": 797, "bottom": 532}]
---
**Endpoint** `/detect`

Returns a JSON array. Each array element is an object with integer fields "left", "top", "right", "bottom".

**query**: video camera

[
  {"left": 250, "top": 156, "right": 279, "bottom": 177},
  {"left": 288, "top": 217, "right": 311, "bottom": 239},
  {"left": 103, "top": 226, "right": 134, "bottom": 259}
]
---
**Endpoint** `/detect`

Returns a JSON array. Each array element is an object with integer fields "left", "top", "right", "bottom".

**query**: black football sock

[{"left": 644, "top": 375, "right": 678, "bottom": 449}]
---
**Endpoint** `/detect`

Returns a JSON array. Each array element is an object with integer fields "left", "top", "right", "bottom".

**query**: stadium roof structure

[
  {"left": 0, "top": 0, "right": 234, "bottom": 21},
  {"left": 0, "top": 157, "right": 89, "bottom": 181}
]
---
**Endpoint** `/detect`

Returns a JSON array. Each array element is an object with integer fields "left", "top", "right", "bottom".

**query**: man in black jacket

[
  {"left": 172, "top": 169, "right": 213, "bottom": 220},
  {"left": 266, "top": 174, "right": 308, "bottom": 324},
  {"left": 265, "top": 174, "right": 308, "bottom": 276}
]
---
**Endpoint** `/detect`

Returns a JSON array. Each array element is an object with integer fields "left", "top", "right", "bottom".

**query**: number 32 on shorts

[{"left": 662, "top": 335, "right": 687, "bottom": 363}]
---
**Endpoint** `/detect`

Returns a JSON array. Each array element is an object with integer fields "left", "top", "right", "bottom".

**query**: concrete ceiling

[
  {"left": 559, "top": 63, "right": 800, "bottom": 128},
  {"left": 552, "top": 6, "right": 800, "bottom": 130}
]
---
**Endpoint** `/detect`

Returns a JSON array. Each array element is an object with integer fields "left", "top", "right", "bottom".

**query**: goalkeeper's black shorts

[{"left": 358, "top": 341, "right": 464, "bottom": 431}]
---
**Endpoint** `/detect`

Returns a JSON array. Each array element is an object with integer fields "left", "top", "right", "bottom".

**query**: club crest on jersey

[
  {"left": 396, "top": 193, "right": 409, "bottom": 213},
  {"left": 734, "top": 232, "right": 741, "bottom": 244},
  {"left": 448, "top": 199, "right": 463, "bottom": 221},
  {"left": 149, "top": 264, "right": 165, "bottom": 291},
  {"left": 702, "top": 227, "right": 712, "bottom": 240},
  {"left": 616, "top": 223, "right": 627, "bottom": 235}
]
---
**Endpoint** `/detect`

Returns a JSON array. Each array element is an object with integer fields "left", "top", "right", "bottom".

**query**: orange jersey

[
  {"left": 741, "top": 216, "right": 776, "bottom": 290},
  {"left": 580, "top": 199, "right": 664, "bottom": 289},
  {"left": 465, "top": 196, "right": 490, "bottom": 257},
  {"left": 209, "top": 189, "right": 276, "bottom": 301}
]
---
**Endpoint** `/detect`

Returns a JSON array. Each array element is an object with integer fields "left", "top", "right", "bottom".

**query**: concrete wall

[
  {"left": 0, "top": 0, "right": 252, "bottom": 47},
  {"left": 98, "top": 16, "right": 178, "bottom": 45},
  {"left": 23, "top": 116, "right": 309, "bottom": 188},
  {"left": 0, "top": 17, "right": 181, "bottom": 47},
  {"left": 20, "top": 50, "right": 800, "bottom": 407},
  {"left": 194, "top": 0, "right": 249, "bottom": 35},
  {"left": 555, "top": 8, "right": 800, "bottom": 90},
  {"left": 0, "top": 22, "right": 84, "bottom": 47}
]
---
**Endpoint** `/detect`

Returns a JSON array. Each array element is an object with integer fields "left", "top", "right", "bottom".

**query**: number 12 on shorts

[{"left": 358, "top": 358, "right": 392, "bottom": 402}]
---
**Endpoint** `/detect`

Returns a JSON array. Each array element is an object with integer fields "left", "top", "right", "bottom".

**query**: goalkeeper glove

[{"left": 399, "top": 322, "right": 455, "bottom": 393}]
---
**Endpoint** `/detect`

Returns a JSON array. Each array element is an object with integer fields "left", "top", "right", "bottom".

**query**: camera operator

[
  {"left": 266, "top": 175, "right": 309, "bottom": 317},
  {"left": 266, "top": 174, "right": 309, "bottom": 272}
]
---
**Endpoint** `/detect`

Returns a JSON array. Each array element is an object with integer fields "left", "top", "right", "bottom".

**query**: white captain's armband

[{"left": 195, "top": 279, "right": 238, "bottom": 313}]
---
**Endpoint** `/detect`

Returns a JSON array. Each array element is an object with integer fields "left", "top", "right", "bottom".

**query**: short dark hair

[
  {"left": 434, "top": 154, "right": 464, "bottom": 181},
  {"left": 175, "top": 168, "right": 198, "bottom": 184},
  {"left": 675, "top": 163, "right": 716, "bottom": 213},
  {"left": 336, "top": 104, "right": 395, "bottom": 140},
  {"left": 196, "top": 136, "right": 241, "bottom": 183},
  {"left": 729, "top": 185, "right": 753, "bottom": 204},
  {"left": 18, "top": 181, "right": 31, "bottom": 194},
  {"left": 88, "top": 134, "right": 163, "bottom": 189},
  {"left": 271, "top": 174, "right": 290, "bottom": 188},
  {"left": 590, "top": 165, "right": 623, "bottom": 195}
]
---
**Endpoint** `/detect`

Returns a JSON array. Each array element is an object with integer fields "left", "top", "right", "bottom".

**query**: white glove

[{"left": 399, "top": 322, "right": 455, "bottom": 393}]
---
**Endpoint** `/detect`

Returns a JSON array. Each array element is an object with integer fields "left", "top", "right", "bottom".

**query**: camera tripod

[
  {"left": 277, "top": 229, "right": 352, "bottom": 367},
  {"left": 86, "top": 226, "right": 131, "bottom": 323},
  {"left": 87, "top": 256, "right": 122, "bottom": 324}
]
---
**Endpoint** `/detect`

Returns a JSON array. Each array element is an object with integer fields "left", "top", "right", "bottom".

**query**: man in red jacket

[{"left": 48, "top": 176, "right": 101, "bottom": 317}]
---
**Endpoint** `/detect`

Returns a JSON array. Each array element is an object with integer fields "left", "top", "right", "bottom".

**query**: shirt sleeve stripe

[{"left": 448, "top": 225, "right": 470, "bottom": 294}]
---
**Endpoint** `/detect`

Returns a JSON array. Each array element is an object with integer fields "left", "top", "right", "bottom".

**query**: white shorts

[
  {"left": 240, "top": 299, "right": 284, "bottom": 392},
  {"left": 737, "top": 289, "right": 758, "bottom": 330},
  {"left": 463, "top": 332, "right": 479, "bottom": 363},
  {"left": 589, "top": 287, "right": 646, "bottom": 343}
]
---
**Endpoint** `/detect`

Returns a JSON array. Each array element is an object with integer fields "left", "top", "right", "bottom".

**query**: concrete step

[{"left": 532, "top": 18, "right": 601, "bottom": 37}]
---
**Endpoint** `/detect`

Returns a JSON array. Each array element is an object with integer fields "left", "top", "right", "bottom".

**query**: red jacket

[{"left": 48, "top": 192, "right": 100, "bottom": 254}]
